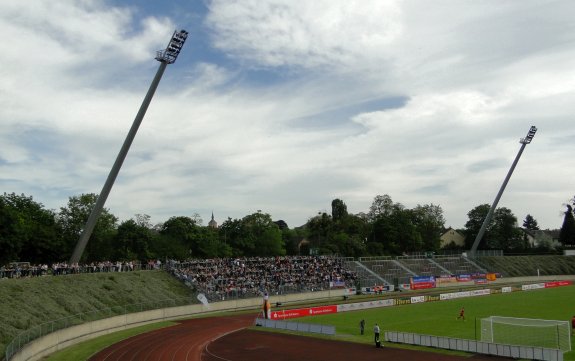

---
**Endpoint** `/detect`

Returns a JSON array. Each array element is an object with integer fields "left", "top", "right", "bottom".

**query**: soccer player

[{"left": 457, "top": 307, "right": 465, "bottom": 321}]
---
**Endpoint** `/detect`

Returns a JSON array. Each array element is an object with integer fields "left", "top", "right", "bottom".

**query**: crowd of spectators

[
  {"left": 0, "top": 260, "right": 163, "bottom": 279},
  {"left": 2, "top": 256, "right": 357, "bottom": 302},
  {"left": 168, "top": 256, "right": 357, "bottom": 301}
]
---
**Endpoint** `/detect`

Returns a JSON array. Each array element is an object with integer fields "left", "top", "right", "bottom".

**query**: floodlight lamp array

[
  {"left": 155, "top": 30, "right": 189, "bottom": 64},
  {"left": 520, "top": 125, "right": 537, "bottom": 144}
]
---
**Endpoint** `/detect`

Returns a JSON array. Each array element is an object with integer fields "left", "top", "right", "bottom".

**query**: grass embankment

[
  {"left": 0, "top": 271, "right": 193, "bottom": 359},
  {"left": 479, "top": 255, "right": 575, "bottom": 277}
]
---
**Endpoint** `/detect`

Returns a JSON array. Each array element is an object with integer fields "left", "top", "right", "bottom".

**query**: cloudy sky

[{"left": 1, "top": 0, "right": 573, "bottom": 230}]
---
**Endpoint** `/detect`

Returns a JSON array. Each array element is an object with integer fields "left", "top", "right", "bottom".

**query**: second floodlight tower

[
  {"left": 70, "top": 30, "right": 189, "bottom": 264},
  {"left": 469, "top": 126, "right": 537, "bottom": 258}
]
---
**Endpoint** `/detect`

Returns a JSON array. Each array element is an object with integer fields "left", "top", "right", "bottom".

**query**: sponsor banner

[
  {"left": 330, "top": 280, "right": 346, "bottom": 288},
  {"left": 362, "top": 285, "right": 395, "bottom": 294},
  {"left": 457, "top": 274, "right": 471, "bottom": 282},
  {"left": 437, "top": 276, "right": 457, "bottom": 285},
  {"left": 399, "top": 284, "right": 411, "bottom": 291},
  {"left": 471, "top": 273, "right": 486, "bottom": 279},
  {"left": 440, "top": 291, "right": 470, "bottom": 300},
  {"left": 395, "top": 297, "right": 412, "bottom": 306},
  {"left": 344, "top": 288, "right": 357, "bottom": 295},
  {"left": 521, "top": 283, "right": 545, "bottom": 291},
  {"left": 411, "top": 295, "right": 425, "bottom": 304},
  {"left": 440, "top": 289, "right": 490, "bottom": 301},
  {"left": 545, "top": 280, "right": 572, "bottom": 288},
  {"left": 337, "top": 299, "right": 394, "bottom": 313},
  {"left": 361, "top": 285, "right": 394, "bottom": 295},
  {"left": 410, "top": 276, "right": 436, "bottom": 290},
  {"left": 474, "top": 279, "right": 488, "bottom": 285},
  {"left": 271, "top": 305, "right": 337, "bottom": 320},
  {"left": 410, "top": 281, "right": 435, "bottom": 290},
  {"left": 471, "top": 289, "right": 491, "bottom": 297},
  {"left": 501, "top": 286, "right": 512, "bottom": 293}
]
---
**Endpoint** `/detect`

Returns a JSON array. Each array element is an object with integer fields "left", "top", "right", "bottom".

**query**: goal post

[{"left": 480, "top": 316, "right": 571, "bottom": 352}]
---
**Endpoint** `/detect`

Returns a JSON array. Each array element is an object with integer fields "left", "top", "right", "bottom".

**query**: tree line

[{"left": 1, "top": 192, "right": 573, "bottom": 265}]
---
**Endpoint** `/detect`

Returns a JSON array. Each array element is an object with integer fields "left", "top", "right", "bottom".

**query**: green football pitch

[{"left": 298, "top": 286, "right": 575, "bottom": 358}]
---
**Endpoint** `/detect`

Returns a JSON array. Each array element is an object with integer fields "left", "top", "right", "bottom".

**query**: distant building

[
  {"left": 520, "top": 228, "right": 560, "bottom": 248},
  {"left": 440, "top": 228, "right": 465, "bottom": 248},
  {"left": 208, "top": 212, "right": 218, "bottom": 229}
]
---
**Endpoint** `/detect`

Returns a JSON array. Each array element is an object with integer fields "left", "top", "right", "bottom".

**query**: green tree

[
  {"left": 411, "top": 204, "right": 445, "bottom": 252},
  {"left": 158, "top": 216, "right": 199, "bottom": 259},
  {"left": 115, "top": 219, "right": 152, "bottom": 261},
  {"left": 559, "top": 204, "right": 575, "bottom": 247},
  {"left": 331, "top": 199, "right": 348, "bottom": 223},
  {"left": 219, "top": 212, "right": 284, "bottom": 256},
  {"left": 368, "top": 194, "right": 394, "bottom": 220},
  {"left": 464, "top": 204, "right": 522, "bottom": 251},
  {"left": 0, "top": 195, "right": 24, "bottom": 264},
  {"left": 57, "top": 193, "right": 117, "bottom": 262},
  {"left": 490, "top": 207, "right": 523, "bottom": 251},
  {"left": 241, "top": 212, "right": 284, "bottom": 256},
  {"left": 1, "top": 193, "right": 64, "bottom": 264},
  {"left": 522, "top": 214, "right": 540, "bottom": 231},
  {"left": 464, "top": 204, "right": 491, "bottom": 249},
  {"left": 306, "top": 212, "right": 333, "bottom": 254}
]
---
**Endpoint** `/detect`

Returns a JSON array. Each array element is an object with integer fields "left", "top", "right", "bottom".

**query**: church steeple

[{"left": 208, "top": 211, "right": 218, "bottom": 229}]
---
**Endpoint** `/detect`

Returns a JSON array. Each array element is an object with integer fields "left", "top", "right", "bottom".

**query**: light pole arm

[
  {"left": 69, "top": 62, "right": 168, "bottom": 264},
  {"left": 468, "top": 126, "right": 537, "bottom": 258}
]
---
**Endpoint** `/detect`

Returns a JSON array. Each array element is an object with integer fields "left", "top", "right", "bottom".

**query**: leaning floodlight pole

[
  {"left": 469, "top": 126, "right": 537, "bottom": 258},
  {"left": 70, "top": 30, "right": 189, "bottom": 264}
]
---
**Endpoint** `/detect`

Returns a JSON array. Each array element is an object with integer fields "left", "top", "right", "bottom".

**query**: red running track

[
  {"left": 89, "top": 313, "right": 256, "bottom": 361},
  {"left": 90, "top": 313, "right": 506, "bottom": 361}
]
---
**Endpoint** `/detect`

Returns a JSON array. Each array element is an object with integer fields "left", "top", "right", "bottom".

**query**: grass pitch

[{"left": 299, "top": 286, "right": 575, "bottom": 359}]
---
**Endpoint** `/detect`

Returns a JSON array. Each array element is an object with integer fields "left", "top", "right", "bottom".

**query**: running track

[{"left": 89, "top": 313, "right": 504, "bottom": 361}]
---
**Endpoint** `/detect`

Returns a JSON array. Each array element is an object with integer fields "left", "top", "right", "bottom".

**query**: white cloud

[
  {"left": 1, "top": 0, "right": 574, "bottom": 232},
  {"left": 206, "top": 0, "right": 402, "bottom": 70}
]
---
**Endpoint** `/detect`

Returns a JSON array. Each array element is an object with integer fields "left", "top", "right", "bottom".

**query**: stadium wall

[{"left": 10, "top": 289, "right": 349, "bottom": 361}]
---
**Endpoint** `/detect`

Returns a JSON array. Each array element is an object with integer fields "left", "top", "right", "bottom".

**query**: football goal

[{"left": 480, "top": 316, "right": 571, "bottom": 352}]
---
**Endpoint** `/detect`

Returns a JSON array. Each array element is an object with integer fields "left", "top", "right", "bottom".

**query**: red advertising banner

[
  {"left": 410, "top": 282, "right": 435, "bottom": 290},
  {"left": 270, "top": 305, "right": 337, "bottom": 320},
  {"left": 544, "top": 280, "right": 572, "bottom": 288}
]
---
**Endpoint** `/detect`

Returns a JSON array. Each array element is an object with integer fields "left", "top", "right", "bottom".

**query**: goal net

[{"left": 480, "top": 316, "right": 571, "bottom": 352}]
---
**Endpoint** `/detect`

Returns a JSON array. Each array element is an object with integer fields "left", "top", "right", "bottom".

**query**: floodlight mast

[
  {"left": 69, "top": 30, "right": 189, "bottom": 264},
  {"left": 468, "top": 126, "right": 537, "bottom": 258}
]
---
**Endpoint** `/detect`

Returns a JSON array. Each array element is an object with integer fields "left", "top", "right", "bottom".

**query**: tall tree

[
  {"left": 491, "top": 207, "right": 523, "bottom": 251},
  {"left": 559, "top": 204, "right": 575, "bottom": 247},
  {"left": 522, "top": 214, "right": 540, "bottom": 230},
  {"left": 368, "top": 194, "right": 395, "bottom": 221},
  {"left": 411, "top": 204, "right": 445, "bottom": 251},
  {"left": 464, "top": 204, "right": 491, "bottom": 249},
  {"left": 331, "top": 199, "right": 348, "bottom": 223},
  {"left": 159, "top": 216, "right": 199, "bottom": 259},
  {"left": 0, "top": 194, "right": 24, "bottom": 264},
  {"left": 241, "top": 212, "right": 285, "bottom": 256},
  {"left": 57, "top": 194, "right": 117, "bottom": 261},
  {"left": 115, "top": 219, "right": 153, "bottom": 261},
  {"left": 1, "top": 193, "right": 63, "bottom": 263},
  {"left": 306, "top": 212, "right": 333, "bottom": 254},
  {"left": 464, "top": 204, "right": 522, "bottom": 251}
]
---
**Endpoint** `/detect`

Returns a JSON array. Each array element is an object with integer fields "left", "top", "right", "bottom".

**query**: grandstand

[
  {"left": 353, "top": 255, "right": 489, "bottom": 287},
  {"left": 395, "top": 256, "right": 448, "bottom": 277},
  {"left": 355, "top": 257, "right": 415, "bottom": 285},
  {"left": 431, "top": 256, "right": 487, "bottom": 275}
]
